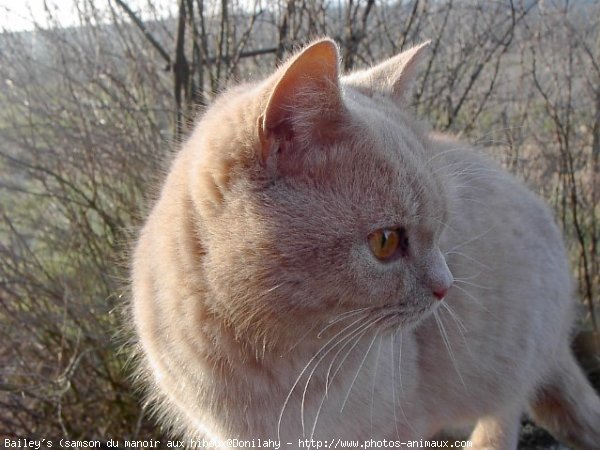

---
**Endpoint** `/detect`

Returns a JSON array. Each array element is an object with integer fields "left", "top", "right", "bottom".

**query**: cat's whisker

[
  {"left": 453, "top": 278, "right": 492, "bottom": 291},
  {"left": 444, "top": 162, "right": 504, "bottom": 176},
  {"left": 450, "top": 269, "right": 484, "bottom": 282},
  {"left": 451, "top": 284, "right": 489, "bottom": 312},
  {"left": 390, "top": 332, "right": 400, "bottom": 439},
  {"left": 388, "top": 329, "right": 417, "bottom": 438},
  {"left": 439, "top": 302, "right": 467, "bottom": 333},
  {"left": 434, "top": 310, "right": 466, "bottom": 390},
  {"left": 447, "top": 261, "right": 487, "bottom": 277},
  {"left": 451, "top": 186, "right": 490, "bottom": 197},
  {"left": 370, "top": 332, "right": 383, "bottom": 434},
  {"left": 450, "top": 179, "right": 505, "bottom": 196},
  {"left": 277, "top": 313, "right": 368, "bottom": 440},
  {"left": 430, "top": 158, "right": 492, "bottom": 175},
  {"left": 446, "top": 163, "right": 501, "bottom": 175},
  {"left": 397, "top": 329, "right": 404, "bottom": 393},
  {"left": 261, "top": 282, "right": 286, "bottom": 295},
  {"left": 391, "top": 328, "right": 416, "bottom": 437},
  {"left": 434, "top": 217, "right": 458, "bottom": 235},
  {"left": 340, "top": 319, "right": 382, "bottom": 413},
  {"left": 445, "top": 250, "right": 491, "bottom": 270},
  {"left": 300, "top": 314, "right": 372, "bottom": 436},
  {"left": 329, "top": 307, "right": 372, "bottom": 323},
  {"left": 309, "top": 316, "right": 381, "bottom": 444},
  {"left": 450, "top": 182, "right": 491, "bottom": 194},
  {"left": 423, "top": 146, "right": 468, "bottom": 168},
  {"left": 324, "top": 317, "right": 378, "bottom": 393},
  {"left": 452, "top": 174, "right": 509, "bottom": 186},
  {"left": 285, "top": 320, "right": 322, "bottom": 355},
  {"left": 432, "top": 162, "right": 491, "bottom": 178},
  {"left": 454, "top": 169, "right": 503, "bottom": 179},
  {"left": 440, "top": 303, "right": 475, "bottom": 362},
  {"left": 317, "top": 307, "right": 372, "bottom": 339},
  {"left": 456, "top": 195, "right": 489, "bottom": 207},
  {"left": 446, "top": 225, "right": 497, "bottom": 254}
]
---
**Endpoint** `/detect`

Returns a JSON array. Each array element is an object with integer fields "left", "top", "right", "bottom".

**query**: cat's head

[{"left": 188, "top": 39, "right": 453, "bottom": 346}]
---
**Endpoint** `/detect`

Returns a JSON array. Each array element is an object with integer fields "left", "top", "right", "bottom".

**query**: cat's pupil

[
  {"left": 398, "top": 227, "right": 409, "bottom": 256},
  {"left": 381, "top": 231, "right": 390, "bottom": 247}
]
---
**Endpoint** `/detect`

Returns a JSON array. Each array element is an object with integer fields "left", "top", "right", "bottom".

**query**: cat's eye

[{"left": 368, "top": 227, "right": 409, "bottom": 261}]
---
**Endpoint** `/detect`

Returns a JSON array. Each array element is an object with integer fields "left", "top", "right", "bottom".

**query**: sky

[
  {"left": 0, "top": 0, "right": 177, "bottom": 32},
  {"left": 1, "top": 0, "right": 81, "bottom": 32}
]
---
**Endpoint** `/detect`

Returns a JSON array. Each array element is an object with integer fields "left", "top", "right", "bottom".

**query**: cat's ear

[
  {"left": 258, "top": 39, "right": 343, "bottom": 164},
  {"left": 343, "top": 41, "right": 430, "bottom": 102}
]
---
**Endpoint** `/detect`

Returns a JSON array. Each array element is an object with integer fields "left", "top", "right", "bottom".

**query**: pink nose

[{"left": 433, "top": 288, "right": 448, "bottom": 300}]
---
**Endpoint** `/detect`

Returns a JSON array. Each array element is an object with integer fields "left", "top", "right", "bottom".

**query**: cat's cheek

[{"left": 348, "top": 246, "right": 408, "bottom": 305}]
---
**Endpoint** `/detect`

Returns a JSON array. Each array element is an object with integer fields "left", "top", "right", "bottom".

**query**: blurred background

[{"left": 0, "top": 0, "right": 598, "bottom": 446}]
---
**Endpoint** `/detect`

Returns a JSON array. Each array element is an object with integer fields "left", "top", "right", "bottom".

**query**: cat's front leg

[{"left": 467, "top": 405, "right": 522, "bottom": 450}]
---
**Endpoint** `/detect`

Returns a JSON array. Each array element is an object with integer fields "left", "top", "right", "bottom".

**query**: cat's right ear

[
  {"left": 342, "top": 41, "right": 430, "bottom": 103},
  {"left": 258, "top": 39, "right": 343, "bottom": 166}
]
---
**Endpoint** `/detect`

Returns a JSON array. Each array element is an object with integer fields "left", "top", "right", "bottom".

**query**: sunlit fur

[{"left": 130, "top": 39, "right": 600, "bottom": 449}]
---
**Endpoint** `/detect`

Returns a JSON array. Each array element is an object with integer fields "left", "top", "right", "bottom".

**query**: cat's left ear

[
  {"left": 258, "top": 39, "right": 343, "bottom": 165},
  {"left": 342, "top": 41, "right": 430, "bottom": 103}
]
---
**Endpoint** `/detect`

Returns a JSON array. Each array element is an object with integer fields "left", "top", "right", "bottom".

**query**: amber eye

[
  {"left": 368, "top": 228, "right": 406, "bottom": 261},
  {"left": 368, "top": 227, "right": 409, "bottom": 261}
]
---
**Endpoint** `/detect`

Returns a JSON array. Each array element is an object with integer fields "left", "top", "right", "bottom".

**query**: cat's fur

[{"left": 131, "top": 39, "right": 600, "bottom": 449}]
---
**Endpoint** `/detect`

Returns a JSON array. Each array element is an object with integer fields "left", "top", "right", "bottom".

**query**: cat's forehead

[
  {"left": 306, "top": 142, "right": 437, "bottom": 231},
  {"left": 342, "top": 84, "right": 425, "bottom": 153},
  {"left": 341, "top": 89, "right": 428, "bottom": 180},
  {"left": 334, "top": 89, "right": 443, "bottom": 226}
]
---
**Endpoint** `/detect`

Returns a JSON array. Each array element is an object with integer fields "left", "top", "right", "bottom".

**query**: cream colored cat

[{"left": 131, "top": 39, "right": 600, "bottom": 449}]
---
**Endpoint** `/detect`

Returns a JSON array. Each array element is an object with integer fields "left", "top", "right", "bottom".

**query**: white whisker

[
  {"left": 445, "top": 250, "right": 491, "bottom": 270},
  {"left": 370, "top": 333, "right": 383, "bottom": 433},
  {"left": 424, "top": 146, "right": 467, "bottom": 168},
  {"left": 309, "top": 316, "right": 381, "bottom": 443},
  {"left": 340, "top": 321, "right": 381, "bottom": 413},
  {"left": 446, "top": 225, "right": 496, "bottom": 254},
  {"left": 324, "top": 318, "right": 377, "bottom": 393},
  {"left": 317, "top": 307, "right": 371, "bottom": 338},
  {"left": 390, "top": 333, "right": 401, "bottom": 439},
  {"left": 286, "top": 321, "right": 322, "bottom": 354},
  {"left": 434, "top": 217, "right": 458, "bottom": 235},
  {"left": 434, "top": 310, "right": 466, "bottom": 389},
  {"left": 452, "top": 284, "right": 488, "bottom": 311},
  {"left": 440, "top": 303, "right": 473, "bottom": 360},
  {"left": 452, "top": 270, "right": 484, "bottom": 281},
  {"left": 397, "top": 330, "right": 403, "bottom": 392},
  {"left": 453, "top": 279, "right": 492, "bottom": 291},
  {"left": 440, "top": 302, "right": 467, "bottom": 333},
  {"left": 277, "top": 313, "right": 368, "bottom": 440},
  {"left": 301, "top": 315, "right": 369, "bottom": 435},
  {"left": 457, "top": 196, "right": 489, "bottom": 207},
  {"left": 391, "top": 329, "right": 415, "bottom": 436}
]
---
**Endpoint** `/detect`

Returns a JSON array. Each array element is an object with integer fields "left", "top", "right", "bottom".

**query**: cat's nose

[
  {"left": 433, "top": 287, "right": 449, "bottom": 300},
  {"left": 421, "top": 249, "right": 453, "bottom": 301},
  {"left": 430, "top": 272, "right": 453, "bottom": 300}
]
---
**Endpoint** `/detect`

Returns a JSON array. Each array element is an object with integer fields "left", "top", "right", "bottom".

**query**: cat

[{"left": 130, "top": 38, "right": 600, "bottom": 449}]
